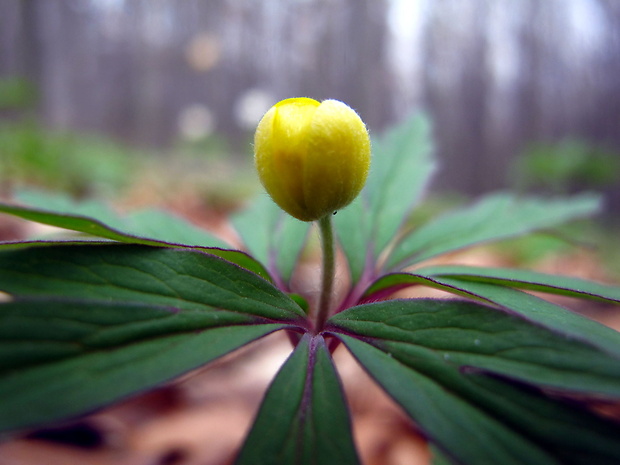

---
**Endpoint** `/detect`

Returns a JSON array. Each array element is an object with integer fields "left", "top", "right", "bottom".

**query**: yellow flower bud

[{"left": 254, "top": 97, "right": 371, "bottom": 222}]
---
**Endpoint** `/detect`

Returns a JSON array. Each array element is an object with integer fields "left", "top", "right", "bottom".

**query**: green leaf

[
  {"left": 0, "top": 243, "right": 308, "bottom": 434},
  {"left": 124, "top": 208, "right": 228, "bottom": 248},
  {"left": 364, "top": 272, "right": 620, "bottom": 360},
  {"left": 0, "top": 240, "right": 112, "bottom": 251},
  {"left": 14, "top": 189, "right": 125, "bottom": 229},
  {"left": 12, "top": 188, "right": 229, "bottom": 248},
  {"left": 329, "top": 299, "right": 620, "bottom": 396},
  {"left": 205, "top": 247, "right": 273, "bottom": 281},
  {"left": 0, "top": 239, "right": 271, "bottom": 282},
  {"left": 333, "top": 196, "right": 372, "bottom": 283},
  {"left": 289, "top": 293, "right": 309, "bottom": 314},
  {"left": 438, "top": 276, "right": 620, "bottom": 360},
  {"left": 0, "top": 244, "right": 306, "bottom": 323},
  {"left": 334, "top": 113, "right": 435, "bottom": 283},
  {"left": 363, "top": 272, "right": 452, "bottom": 301},
  {"left": 0, "top": 298, "right": 284, "bottom": 433},
  {"left": 232, "top": 195, "right": 279, "bottom": 267},
  {"left": 232, "top": 195, "right": 309, "bottom": 285},
  {"left": 367, "top": 112, "right": 436, "bottom": 256},
  {"left": 341, "top": 335, "right": 557, "bottom": 465},
  {"left": 386, "top": 192, "right": 601, "bottom": 270},
  {"left": 0, "top": 200, "right": 155, "bottom": 244},
  {"left": 331, "top": 300, "right": 620, "bottom": 465},
  {"left": 418, "top": 265, "right": 620, "bottom": 304},
  {"left": 273, "top": 212, "right": 310, "bottom": 283},
  {"left": 430, "top": 446, "right": 454, "bottom": 465},
  {"left": 341, "top": 335, "right": 620, "bottom": 465},
  {"left": 0, "top": 195, "right": 273, "bottom": 280},
  {"left": 236, "top": 334, "right": 359, "bottom": 465}
]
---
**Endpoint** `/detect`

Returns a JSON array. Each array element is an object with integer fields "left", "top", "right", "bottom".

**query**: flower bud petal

[{"left": 254, "top": 97, "right": 371, "bottom": 222}]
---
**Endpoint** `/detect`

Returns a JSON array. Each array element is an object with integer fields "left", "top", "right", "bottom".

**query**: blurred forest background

[{"left": 0, "top": 0, "right": 619, "bottom": 212}]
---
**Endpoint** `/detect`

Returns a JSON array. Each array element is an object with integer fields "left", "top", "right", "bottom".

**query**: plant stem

[{"left": 315, "top": 214, "right": 335, "bottom": 332}]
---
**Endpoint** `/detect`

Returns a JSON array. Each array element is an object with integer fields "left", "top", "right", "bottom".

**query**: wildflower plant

[{"left": 1, "top": 98, "right": 620, "bottom": 465}]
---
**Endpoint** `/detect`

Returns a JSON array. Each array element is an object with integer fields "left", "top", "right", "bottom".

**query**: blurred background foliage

[
  {"left": 513, "top": 140, "right": 620, "bottom": 195},
  {"left": 0, "top": 0, "right": 619, "bottom": 273}
]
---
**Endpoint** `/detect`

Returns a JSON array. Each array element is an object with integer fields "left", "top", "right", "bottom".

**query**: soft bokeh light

[{"left": 178, "top": 104, "right": 215, "bottom": 140}]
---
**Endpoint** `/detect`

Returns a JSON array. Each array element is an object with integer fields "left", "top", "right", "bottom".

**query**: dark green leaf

[
  {"left": 363, "top": 272, "right": 620, "bottom": 360},
  {"left": 430, "top": 446, "right": 454, "bottom": 465},
  {"left": 330, "top": 299, "right": 620, "bottom": 396},
  {"left": 0, "top": 242, "right": 308, "bottom": 434},
  {"left": 418, "top": 265, "right": 620, "bottom": 304},
  {"left": 363, "top": 272, "right": 460, "bottom": 301},
  {"left": 0, "top": 240, "right": 112, "bottom": 250},
  {"left": 0, "top": 298, "right": 283, "bottom": 433},
  {"left": 0, "top": 239, "right": 272, "bottom": 282},
  {"left": 386, "top": 193, "right": 601, "bottom": 270},
  {"left": 335, "top": 316, "right": 620, "bottom": 465},
  {"left": 289, "top": 293, "right": 310, "bottom": 314},
  {"left": 236, "top": 334, "right": 359, "bottom": 465},
  {"left": 202, "top": 247, "right": 273, "bottom": 281},
  {"left": 432, "top": 276, "right": 620, "bottom": 360},
  {"left": 232, "top": 195, "right": 309, "bottom": 285},
  {"left": 0, "top": 244, "right": 305, "bottom": 322}
]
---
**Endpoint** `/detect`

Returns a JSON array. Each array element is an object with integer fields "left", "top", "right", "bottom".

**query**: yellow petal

[{"left": 254, "top": 97, "right": 370, "bottom": 222}]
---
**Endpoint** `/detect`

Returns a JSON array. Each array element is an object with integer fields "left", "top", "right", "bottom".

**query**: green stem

[{"left": 315, "top": 214, "right": 335, "bottom": 332}]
